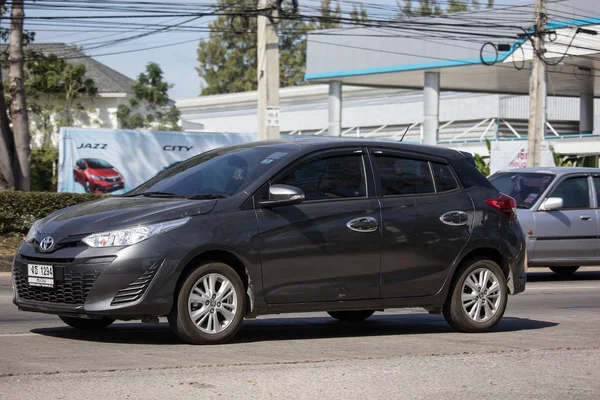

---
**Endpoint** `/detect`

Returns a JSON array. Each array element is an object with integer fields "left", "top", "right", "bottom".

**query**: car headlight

[
  {"left": 89, "top": 174, "right": 103, "bottom": 181},
  {"left": 82, "top": 217, "right": 190, "bottom": 248},
  {"left": 25, "top": 219, "right": 41, "bottom": 243}
]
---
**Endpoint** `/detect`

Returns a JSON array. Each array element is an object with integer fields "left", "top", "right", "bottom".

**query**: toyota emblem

[{"left": 39, "top": 236, "right": 55, "bottom": 252}]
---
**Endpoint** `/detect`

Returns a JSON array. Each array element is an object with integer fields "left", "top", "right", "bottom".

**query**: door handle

[
  {"left": 347, "top": 217, "right": 378, "bottom": 233},
  {"left": 440, "top": 211, "right": 469, "bottom": 226},
  {"left": 581, "top": 215, "right": 592, "bottom": 221}
]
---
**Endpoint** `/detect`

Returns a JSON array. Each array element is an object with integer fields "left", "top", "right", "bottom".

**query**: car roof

[
  {"left": 496, "top": 167, "right": 600, "bottom": 175},
  {"left": 249, "top": 137, "right": 467, "bottom": 160}
]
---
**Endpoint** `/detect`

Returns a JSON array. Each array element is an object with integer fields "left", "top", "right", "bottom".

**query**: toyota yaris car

[
  {"left": 73, "top": 158, "right": 124, "bottom": 193},
  {"left": 14, "top": 139, "right": 526, "bottom": 344}
]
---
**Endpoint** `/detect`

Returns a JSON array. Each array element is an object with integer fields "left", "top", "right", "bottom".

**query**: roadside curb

[{"left": 0, "top": 255, "right": 14, "bottom": 272}]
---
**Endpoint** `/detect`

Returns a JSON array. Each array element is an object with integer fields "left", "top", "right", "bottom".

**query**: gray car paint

[
  {"left": 490, "top": 167, "right": 600, "bottom": 268},
  {"left": 13, "top": 139, "right": 526, "bottom": 321}
]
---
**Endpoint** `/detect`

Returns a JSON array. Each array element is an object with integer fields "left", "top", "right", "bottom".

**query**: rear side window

[
  {"left": 594, "top": 177, "right": 600, "bottom": 207},
  {"left": 431, "top": 163, "right": 459, "bottom": 192},
  {"left": 277, "top": 155, "right": 366, "bottom": 201},
  {"left": 374, "top": 156, "right": 434, "bottom": 196}
]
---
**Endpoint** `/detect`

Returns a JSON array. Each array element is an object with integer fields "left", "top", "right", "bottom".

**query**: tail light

[{"left": 485, "top": 193, "right": 517, "bottom": 221}]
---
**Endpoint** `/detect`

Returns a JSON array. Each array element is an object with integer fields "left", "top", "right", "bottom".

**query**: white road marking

[
  {"left": 526, "top": 285, "right": 599, "bottom": 290},
  {"left": 0, "top": 333, "right": 37, "bottom": 337}
]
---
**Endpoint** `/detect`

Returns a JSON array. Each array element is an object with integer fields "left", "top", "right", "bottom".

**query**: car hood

[
  {"left": 38, "top": 197, "right": 217, "bottom": 237},
  {"left": 88, "top": 167, "right": 120, "bottom": 177}
]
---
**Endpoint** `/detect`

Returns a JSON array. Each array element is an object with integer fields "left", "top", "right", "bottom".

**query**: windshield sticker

[
  {"left": 524, "top": 193, "right": 537, "bottom": 204},
  {"left": 266, "top": 152, "right": 287, "bottom": 160},
  {"left": 261, "top": 159, "right": 275, "bottom": 164}
]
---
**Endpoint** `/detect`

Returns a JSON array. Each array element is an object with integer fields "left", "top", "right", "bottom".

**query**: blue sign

[{"left": 58, "top": 128, "right": 256, "bottom": 194}]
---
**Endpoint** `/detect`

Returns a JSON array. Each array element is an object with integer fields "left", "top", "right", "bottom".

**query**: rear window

[
  {"left": 449, "top": 157, "right": 495, "bottom": 189},
  {"left": 489, "top": 172, "right": 555, "bottom": 209}
]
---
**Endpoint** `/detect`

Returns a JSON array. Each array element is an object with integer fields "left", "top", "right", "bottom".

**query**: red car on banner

[{"left": 73, "top": 158, "right": 125, "bottom": 193}]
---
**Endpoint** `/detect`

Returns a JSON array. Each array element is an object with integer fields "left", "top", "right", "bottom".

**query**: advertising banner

[
  {"left": 58, "top": 128, "right": 256, "bottom": 194},
  {"left": 489, "top": 140, "right": 555, "bottom": 175}
]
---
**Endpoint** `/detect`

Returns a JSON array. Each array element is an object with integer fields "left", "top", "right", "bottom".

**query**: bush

[{"left": 0, "top": 191, "right": 101, "bottom": 234}]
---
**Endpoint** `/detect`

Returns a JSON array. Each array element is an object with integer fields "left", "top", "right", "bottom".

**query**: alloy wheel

[
  {"left": 461, "top": 268, "right": 502, "bottom": 323},
  {"left": 187, "top": 273, "right": 238, "bottom": 334}
]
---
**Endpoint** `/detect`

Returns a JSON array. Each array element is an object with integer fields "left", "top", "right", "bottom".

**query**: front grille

[
  {"left": 14, "top": 268, "right": 99, "bottom": 305},
  {"left": 111, "top": 261, "right": 161, "bottom": 305}
]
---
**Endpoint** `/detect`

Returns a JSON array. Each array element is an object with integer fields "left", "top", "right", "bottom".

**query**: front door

[
  {"left": 533, "top": 174, "right": 597, "bottom": 262},
  {"left": 370, "top": 150, "right": 473, "bottom": 298},
  {"left": 256, "top": 149, "right": 381, "bottom": 304}
]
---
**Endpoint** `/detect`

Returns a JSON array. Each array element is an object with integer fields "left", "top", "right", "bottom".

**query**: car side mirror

[
  {"left": 260, "top": 184, "right": 305, "bottom": 207},
  {"left": 540, "top": 197, "right": 563, "bottom": 211}
]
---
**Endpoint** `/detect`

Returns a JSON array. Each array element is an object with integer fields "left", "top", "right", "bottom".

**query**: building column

[
  {"left": 328, "top": 81, "right": 342, "bottom": 137},
  {"left": 580, "top": 78, "right": 594, "bottom": 135},
  {"left": 423, "top": 71, "right": 440, "bottom": 145}
]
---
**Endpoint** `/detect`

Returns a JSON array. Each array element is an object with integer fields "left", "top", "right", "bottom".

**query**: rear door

[
  {"left": 533, "top": 174, "right": 597, "bottom": 262},
  {"left": 370, "top": 148, "right": 473, "bottom": 298},
  {"left": 256, "top": 148, "right": 382, "bottom": 304}
]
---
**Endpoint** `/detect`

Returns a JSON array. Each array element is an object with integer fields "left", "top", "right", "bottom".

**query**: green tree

[
  {"left": 396, "top": 0, "right": 494, "bottom": 18},
  {"left": 198, "top": 0, "right": 342, "bottom": 95},
  {"left": 349, "top": 4, "right": 369, "bottom": 24},
  {"left": 448, "top": 0, "right": 469, "bottom": 13},
  {"left": 117, "top": 62, "right": 181, "bottom": 131},
  {"left": 24, "top": 52, "right": 97, "bottom": 146},
  {"left": 316, "top": 0, "right": 342, "bottom": 29}
]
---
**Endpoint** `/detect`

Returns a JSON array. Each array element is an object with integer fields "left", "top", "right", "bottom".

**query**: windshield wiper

[
  {"left": 141, "top": 191, "right": 185, "bottom": 198},
  {"left": 187, "top": 194, "right": 229, "bottom": 200}
]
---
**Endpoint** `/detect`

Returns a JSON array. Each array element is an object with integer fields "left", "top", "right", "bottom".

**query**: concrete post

[
  {"left": 423, "top": 72, "right": 440, "bottom": 145},
  {"left": 328, "top": 81, "right": 342, "bottom": 137},
  {"left": 580, "top": 79, "right": 594, "bottom": 135}
]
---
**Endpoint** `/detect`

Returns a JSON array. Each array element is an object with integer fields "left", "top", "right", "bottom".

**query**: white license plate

[{"left": 28, "top": 264, "right": 54, "bottom": 288}]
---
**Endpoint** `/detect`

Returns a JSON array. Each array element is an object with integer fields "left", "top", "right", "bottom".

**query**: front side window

[
  {"left": 277, "top": 155, "right": 366, "bottom": 201},
  {"left": 128, "top": 145, "right": 293, "bottom": 198},
  {"left": 548, "top": 176, "right": 590, "bottom": 209},
  {"left": 489, "top": 172, "right": 554, "bottom": 209},
  {"left": 374, "top": 156, "right": 434, "bottom": 196}
]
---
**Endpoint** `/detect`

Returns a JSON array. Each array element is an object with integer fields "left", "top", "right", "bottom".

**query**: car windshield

[
  {"left": 127, "top": 144, "right": 292, "bottom": 198},
  {"left": 86, "top": 158, "right": 114, "bottom": 169},
  {"left": 489, "top": 172, "right": 555, "bottom": 209}
]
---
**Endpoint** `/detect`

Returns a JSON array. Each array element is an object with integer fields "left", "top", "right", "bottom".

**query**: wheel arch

[{"left": 174, "top": 249, "right": 255, "bottom": 315}]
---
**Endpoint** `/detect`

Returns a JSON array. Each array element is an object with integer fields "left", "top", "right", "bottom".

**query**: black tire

[
  {"left": 84, "top": 180, "right": 91, "bottom": 193},
  {"left": 549, "top": 266, "right": 579, "bottom": 275},
  {"left": 59, "top": 316, "right": 115, "bottom": 330},
  {"left": 168, "top": 262, "right": 246, "bottom": 345},
  {"left": 443, "top": 258, "right": 508, "bottom": 333},
  {"left": 327, "top": 310, "right": 375, "bottom": 322}
]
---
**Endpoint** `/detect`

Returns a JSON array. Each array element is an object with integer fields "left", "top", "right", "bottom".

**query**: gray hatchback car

[
  {"left": 490, "top": 167, "right": 600, "bottom": 275},
  {"left": 14, "top": 139, "right": 526, "bottom": 344}
]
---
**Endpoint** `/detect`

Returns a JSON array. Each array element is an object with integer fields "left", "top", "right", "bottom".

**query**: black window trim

[
  {"left": 367, "top": 148, "right": 462, "bottom": 198},
  {"left": 252, "top": 147, "right": 374, "bottom": 207},
  {"left": 537, "top": 173, "right": 593, "bottom": 211}
]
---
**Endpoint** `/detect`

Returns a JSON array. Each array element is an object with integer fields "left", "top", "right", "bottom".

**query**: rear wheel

[
  {"left": 549, "top": 266, "right": 579, "bottom": 275},
  {"left": 443, "top": 258, "right": 507, "bottom": 333},
  {"left": 168, "top": 262, "right": 246, "bottom": 344},
  {"left": 59, "top": 316, "right": 115, "bottom": 330},
  {"left": 327, "top": 310, "right": 375, "bottom": 322}
]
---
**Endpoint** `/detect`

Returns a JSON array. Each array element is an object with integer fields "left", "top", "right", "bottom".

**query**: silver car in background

[{"left": 489, "top": 167, "right": 600, "bottom": 275}]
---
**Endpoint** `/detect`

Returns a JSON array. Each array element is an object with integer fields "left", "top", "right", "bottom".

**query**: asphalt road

[{"left": 1, "top": 268, "right": 599, "bottom": 399}]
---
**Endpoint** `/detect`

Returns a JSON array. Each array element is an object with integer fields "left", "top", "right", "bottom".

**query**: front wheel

[
  {"left": 327, "top": 310, "right": 375, "bottom": 322},
  {"left": 549, "top": 266, "right": 579, "bottom": 275},
  {"left": 59, "top": 316, "right": 115, "bottom": 330},
  {"left": 168, "top": 262, "right": 246, "bottom": 344},
  {"left": 443, "top": 258, "right": 508, "bottom": 333}
]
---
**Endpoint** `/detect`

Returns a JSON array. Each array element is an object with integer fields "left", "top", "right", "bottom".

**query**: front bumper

[
  {"left": 12, "top": 235, "right": 187, "bottom": 319},
  {"left": 92, "top": 180, "right": 124, "bottom": 193}
]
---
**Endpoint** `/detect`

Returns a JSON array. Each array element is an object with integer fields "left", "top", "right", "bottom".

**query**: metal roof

[{"left": 498, "top": 166, "right": 600, "bottom": 174}]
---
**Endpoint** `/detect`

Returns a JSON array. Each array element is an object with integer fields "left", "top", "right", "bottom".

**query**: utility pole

[
  {"left": 257, "top": 0, "right": 280, "bottom": 140},
  {"left": 527, "top": 0, "right": 547, "bottom": 167}
]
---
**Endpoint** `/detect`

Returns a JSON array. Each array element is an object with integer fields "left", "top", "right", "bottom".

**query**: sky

[{"left": 26, "top": 0, "right": 530, "bottom": 100}]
